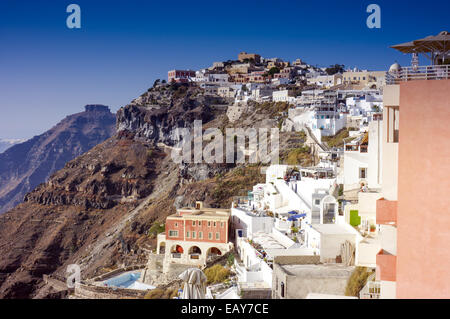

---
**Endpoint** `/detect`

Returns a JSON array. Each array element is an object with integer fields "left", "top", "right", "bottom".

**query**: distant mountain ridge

[
  {"left": 0, "top": 139, "right": 26, "bottom": 154},
  {"left": 0, "top": 105, "right": 116, "bottom": 214}
]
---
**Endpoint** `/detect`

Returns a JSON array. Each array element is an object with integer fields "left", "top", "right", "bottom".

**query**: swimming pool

[{"left": 103, "top": 271, "right": 155, "bottom": 290}]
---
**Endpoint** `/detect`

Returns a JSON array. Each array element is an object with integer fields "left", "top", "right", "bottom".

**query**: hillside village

[
  {"left": 8, "top": 31, "right": 449, "bottom": 300},
  {"left": 140, "top": 51, "right": 389, "bottom": 299}
]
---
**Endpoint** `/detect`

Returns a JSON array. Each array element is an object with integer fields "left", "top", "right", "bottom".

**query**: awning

[{"left": 288, "top": 213, "right": 306, "bottom": 221}]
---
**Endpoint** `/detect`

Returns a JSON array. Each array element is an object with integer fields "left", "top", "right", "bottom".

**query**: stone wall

[
  {"left": 273, "top": 255, "right": 320, "bottom": 265},
  {"left": 74, "top": 283, "right": 147, "bottom": 299},
  {"left": 89, "top": 264, "right": 146, "bottom": 282}
]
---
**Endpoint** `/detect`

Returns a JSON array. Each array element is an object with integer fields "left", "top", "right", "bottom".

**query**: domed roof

[{"left": 389, "top": 62, "right": 401, "bottom": 72}]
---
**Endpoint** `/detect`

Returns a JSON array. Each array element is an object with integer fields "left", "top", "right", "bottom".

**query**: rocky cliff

[
  {"left": 0, "top": 105, "right": 116, "bottom": 214},
  {"left": 0, "top": 83, "right": 310, "bottom": 298}
]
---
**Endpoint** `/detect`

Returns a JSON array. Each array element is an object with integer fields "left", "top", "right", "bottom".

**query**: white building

[
  {"left": 304, "top": 223, "right": 358, "bottom": 263},
  {"left": 307, "top": 74, "right": 343, "bottom": 88},
  {"left": 251, "top": 86, "right": 274, "bottom": 102},
  {"left": 343, "top": 118, "right": 383, "bottom": 192},
  {"left": 272, "top": 89, "right": 295, "bottom": 103}
]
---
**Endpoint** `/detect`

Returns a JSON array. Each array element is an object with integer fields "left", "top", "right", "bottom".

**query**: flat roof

[
  {"left": 168, "top": 207, "right": 230, "bottom": 220},
  {"left": 265, "top": 247, "right": 316, "bottom": 258},
  {"left": 280, "top": 263, "right": 354, "bottom": 277},
  {"left": 252, "top": 232, "right": 288, "bottom": 250},
  {"left": 311, "top": 224, "right": 355, "bottom": 235}
]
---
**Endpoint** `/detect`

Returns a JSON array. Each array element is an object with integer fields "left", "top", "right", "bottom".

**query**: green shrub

[
  {"left": 345, "top": 267, "right": 373, "bottom": 296},
  {"left": 205, "top": 264, "right": 230, "bottom": 284},
  {"left": 227, "top": 253, "right": 235, "bottom": 267},
  {"left": 349, "top": 210, "right": 361, "bottom": 226},
  {"left": 148, "top": 222, "right": 165, "bottom": 238}
]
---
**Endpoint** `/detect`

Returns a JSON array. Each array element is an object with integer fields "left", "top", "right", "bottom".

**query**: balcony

[
  {"left": 376, "top": 198, "right": 397, "bottom": 225},
  {"left": 359, "top": 273, "right": 380, "bottom": 299},
  {"left": 386, "top": 65, "right": 449, "bottom": 84},
  {"left": 376, "top": 249, "right": 396, "bottom": 282}
]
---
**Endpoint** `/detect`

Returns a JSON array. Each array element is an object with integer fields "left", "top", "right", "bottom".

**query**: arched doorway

[
  {"left": 207, "top": 247, "right": 222, "bottom": 262},
  {"left": 321, "top": 195, "right": 337, "bottom": 224},
  {"left": 159, "top": 242, "right": 166, "bottom": 254},
  {"left": 188, "top": 246, "right": 202, "bottom": 260},
  {"left": 171, "top": 244, "right": 183, "bottom": 258}
]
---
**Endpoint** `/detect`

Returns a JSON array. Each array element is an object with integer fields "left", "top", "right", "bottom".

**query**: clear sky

[{"left": 0, "top": 0, "right": 449, "bottom": 139}]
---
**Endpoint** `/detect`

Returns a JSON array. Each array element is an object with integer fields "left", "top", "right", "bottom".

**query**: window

[
  {"left": 169, "top": 230, "right": 178, "bottom": 237},
  {"left": 359, "top": 167, "right": 367, "bottom": 179},
  {"left": 315, "top": 199, "right": 320, "bottom": 206},
  {"left": 198, "top": 221, "right": 202, "bottom": 226},
  {"left": 208, "top": 232, "right": 212, "bottom": 239},
  {"left": 214, "top": 221, "right": 216, "bottom": 227},
  {"left": 221, "top": 222, "right": 224, "bottom": 228},
  {"left": 208, "top": 221, "right": 211, "bottom": 227},
  {"left": 199, "top": 231, "right": 203, "bottom": 239},
  {"left": 174, "top": 222, "right": 178, "bottom": 227},
  {"left": 216, "top": 232, "right": 220, "bottom": 240},
  {"left": 281, "top": 282, "right": 285, "bottom": 298},
  {"left": 186, "top": 231, "right": 190, "bottom": 238},
  {"left": 192, "top": 220, "right": 196, "bottom": 226},
  {"left": 192, "top": 231, "right": 196, "bottom": 239}
]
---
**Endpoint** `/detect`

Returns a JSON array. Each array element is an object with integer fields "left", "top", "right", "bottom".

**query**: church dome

[{"left": 389, "top": 62, "right": 401, "bottom": 73}]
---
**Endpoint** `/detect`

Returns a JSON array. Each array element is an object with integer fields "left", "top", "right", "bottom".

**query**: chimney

[{"left": 195, "top": 201, "right": 203, "bottom": 210}]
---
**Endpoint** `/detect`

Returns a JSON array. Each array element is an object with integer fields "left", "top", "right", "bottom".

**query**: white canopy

[{"left": 179, "top": 268, "right": 207, "bottom": 299}]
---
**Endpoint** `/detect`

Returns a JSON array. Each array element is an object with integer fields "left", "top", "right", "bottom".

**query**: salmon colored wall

[
  {"left": 166, "top": 217, "right": 229, "bottom": 244},
  {"left": 165, "top": 219, "right": 184, "bottom": 241},
  {"left": 397, "top": 80, "right": 450, "bottom": 298},
  {"left": 376, "top": 199, "right": 397, "bottom": 225},
  {"left": 184, "top": 218, "right": 229, "bottom": 244},
  {"left": 376, "top": 250, "right": 397, "bottom": 281}
]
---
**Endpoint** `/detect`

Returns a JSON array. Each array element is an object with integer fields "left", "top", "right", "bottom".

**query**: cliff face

[
  {"left": 0, "top": 83, "right": 309, "bottom": 298},
  {"left": 0, "top": 84, "right": 234, "bottom": 298},
  {"left": 0, "top": 105, "right": 116, "bottom": 214}
]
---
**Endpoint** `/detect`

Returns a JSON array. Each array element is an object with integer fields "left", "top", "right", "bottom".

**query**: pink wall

[
  {"left": 166, "top": 216, "right": 229, "bottom": 244},
  {"left": 397, "top": 80, "right": 450, "bottom": 298},
  {"left": 376, "top": 199, "right": 397, "bottom": 225},
  {"left": 376, "top": 250, "right": 397, "bottom": 282}
]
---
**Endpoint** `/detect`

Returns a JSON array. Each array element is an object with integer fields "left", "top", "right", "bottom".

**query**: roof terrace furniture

[{"left": 388, "top": 31, "right": 450, "bottom": 83}]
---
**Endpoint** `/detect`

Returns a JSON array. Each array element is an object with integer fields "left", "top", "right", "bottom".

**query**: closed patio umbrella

[
  {"left": 178, "top": 268, "right": 207, "bottom": 299},
  {"left": 391, "top": 31, "right": 450, "bottom": 64}
]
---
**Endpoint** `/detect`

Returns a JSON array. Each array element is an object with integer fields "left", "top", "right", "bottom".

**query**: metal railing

[
  {"left": 359, "top": 273, "right": 380, "bottom": 299},
  {"left": 386, "top": 65, "right": 449, "bottom": 84}
]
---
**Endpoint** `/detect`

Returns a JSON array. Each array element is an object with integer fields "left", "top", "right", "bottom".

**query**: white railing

[
  {"left": 359, "top": 274, "right": 380, "bottom": 299},
  {"left": 386, "top": 65, "right": 449, "bottom": 84}
]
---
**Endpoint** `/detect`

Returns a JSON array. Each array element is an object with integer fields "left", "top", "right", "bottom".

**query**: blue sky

[{"left": 0, "top": 0, "right": 449, "bottom": 139}]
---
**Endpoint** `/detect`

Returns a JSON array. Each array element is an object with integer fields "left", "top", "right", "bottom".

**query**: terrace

[
  {"left": 386, "top": 64, "right": 449, "bottom": 84},
  {"left": 387, "top": 31, "right": 449, "bottom": 84}
]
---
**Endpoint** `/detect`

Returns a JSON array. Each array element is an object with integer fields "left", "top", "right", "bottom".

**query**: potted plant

[{"left": 370, "top": 224, "right": 376, "bottom": 232}]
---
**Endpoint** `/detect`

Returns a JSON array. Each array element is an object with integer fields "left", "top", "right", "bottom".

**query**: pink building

[
  {"left": 377, "top": 76, "right": 450, "bottom": 298},
  {"left": 157, "top": 201, "right": 233, "bottom": 266},
  {"left": 167, "top": 69, "right": 195, "bottom": 83}
]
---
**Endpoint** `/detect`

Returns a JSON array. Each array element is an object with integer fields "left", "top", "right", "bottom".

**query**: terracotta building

[{"left": 157, "top": 201, "right": 233, "bottom": 266}]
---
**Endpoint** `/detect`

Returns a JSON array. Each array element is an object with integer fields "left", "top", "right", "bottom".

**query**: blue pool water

[{"left": 104, "top": 272, "right": 141, "bottom": 288}]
